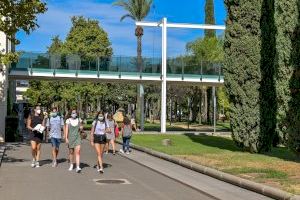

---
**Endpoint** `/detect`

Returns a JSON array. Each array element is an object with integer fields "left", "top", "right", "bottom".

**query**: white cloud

[{"left": 17, "top": 0, "right": 193, "bottom": 57}]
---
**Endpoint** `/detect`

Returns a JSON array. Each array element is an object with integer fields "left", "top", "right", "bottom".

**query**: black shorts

[
  {"left": 93, "top": 134, "right": 106, "bottom": 144},
  {"left": 30, "top": 131, "right": 43, "bottom": 143}
]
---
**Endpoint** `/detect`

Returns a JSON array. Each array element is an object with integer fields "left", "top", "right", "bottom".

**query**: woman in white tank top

[{"left": 90, "top": 111, "right": 108, "bottom": 173}]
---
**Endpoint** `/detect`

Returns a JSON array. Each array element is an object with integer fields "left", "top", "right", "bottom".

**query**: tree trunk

[{"left": 136, "top": 27, "right": 144, "bottom": 131}]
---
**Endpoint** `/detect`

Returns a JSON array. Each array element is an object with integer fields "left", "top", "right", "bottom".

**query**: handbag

[{"left": 115, "top": 126, "right": 119, "bottom": 138}]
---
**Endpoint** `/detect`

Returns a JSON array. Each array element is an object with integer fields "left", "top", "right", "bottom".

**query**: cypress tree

[
  {"left": 274, "top": 0, "right": 298, "bottom": 145},
  {"left": 224, "top": 0, "right": 263, "bottom": 152},
  {"left": 287, "top": 1, "right": 300, "bottom": 154},
  {"left": 259, "top": 0, "right": 276, "bottom": 151},
  {"left": 204, "top": 0, "right": 216, "bottom": 124},
  {"left": 205, "top": 0, "right": 216, "bottom": 38}
]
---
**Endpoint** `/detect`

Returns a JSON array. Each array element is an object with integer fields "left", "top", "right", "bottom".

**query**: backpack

[{"left": 123, "top": 125, "right": 132, "bottom": 137}]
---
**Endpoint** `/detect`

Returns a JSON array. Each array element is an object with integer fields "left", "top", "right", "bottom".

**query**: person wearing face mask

[
  {"left": 27, "top": 105, "right": 46, "bottom": 168},
  {"left": 90, "top": 111, "right": 109, "bottom": 173},
  {"left": 46, "top": 107, "right": 64, "bottom": 167},
  {"left": 104, "top": 113, "right": 117, "bottom": 155},
  {"left": 65, "top": 109, "right": 83, "bottom": 173}
]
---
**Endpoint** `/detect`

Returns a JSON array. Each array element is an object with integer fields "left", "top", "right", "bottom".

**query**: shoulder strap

[{"left": 94, "top": 120, "right": 98, "bottom": 130}]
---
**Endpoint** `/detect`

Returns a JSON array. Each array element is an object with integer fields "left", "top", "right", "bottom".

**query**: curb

[
  {"left": 117, "top": 141, "right": 300, "bottom": 200},
  {"left": 0, "top": 143, "right": 6, "bottom": 167}
]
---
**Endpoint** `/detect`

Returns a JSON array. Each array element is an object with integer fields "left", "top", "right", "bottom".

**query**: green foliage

[
  {"left": 48, "top": 36, "right": 63, "bottom": 54},
  {"left": 204, "top": 0, "right": 216, "bottom": 38},
  {"left": 217, "top": 87, "right": 229, "bottom": 116},
  {"left": 187, "top": 37, "right": 223, "bottom": 62},
  {"left": 113, "top": 0, "right": 153, "bottom": 22},
  {"left": 274, "top": 0, "right": 298, "bottom": 145},
  {"left": 259, "top": 0, "right": 277, "bottom": 151},
  {"left": 0, "top": 0, "right": 47, "bottom": 63},
  {"left": 63, "top": 16, "right": 112, "bottom": 59},
  {"left": 287, "top": 1, "right": 300, "bottom": 154},
  {"left": 224, "top": 0, "right": 263, "bottom": 152}
]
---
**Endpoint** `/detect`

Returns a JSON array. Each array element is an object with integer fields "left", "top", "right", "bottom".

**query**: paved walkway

[
  {"left": 0, "top": 141, "right": 272, "bottom": 200},
  {"left": 117, "top": 144, "right": 273, "bottom": 200}
]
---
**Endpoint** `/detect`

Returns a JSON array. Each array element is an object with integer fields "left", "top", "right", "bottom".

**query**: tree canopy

[{"left": 0, "top": 0, "right": 47, "bottom": 63}]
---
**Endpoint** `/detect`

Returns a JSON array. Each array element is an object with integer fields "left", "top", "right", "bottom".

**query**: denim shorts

[{"left": 51, "top": 137, "right": 61, "bottom": 148}]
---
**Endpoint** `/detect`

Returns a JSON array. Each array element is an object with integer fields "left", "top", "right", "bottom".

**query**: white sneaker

[
  {"left": 35, "top": 161, "right": 40, "bottom": 168},
  {"left": 105, "top": 151, "right": 108, "bottom": 155},
  {"left": 126, "top": 151, "right": 130, "bottom": 155},
  {"left": 119, "top": 149, "right": 124, "bottom": 154},
  {"left": 31, "top": 160, "right": 36, "bottom": 168},
  {"left": 96, "top": 165, "right": 100, "bottom": 172},
  {"left": 68, "top": 164, "right": 74, "bottom": 171},
  {"left": 76, "top": 167, "right": 82, "bottom": 173},
  {"left": 52, "top": 161, "right": 57, "bottom": 167},
  {"left": 99, "top": 168, "right": 104, "bottom": 174}
]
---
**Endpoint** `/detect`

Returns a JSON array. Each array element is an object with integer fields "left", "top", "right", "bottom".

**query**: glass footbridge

[{"left": 9, "top": 53, "right": 224, "bottom": 85}]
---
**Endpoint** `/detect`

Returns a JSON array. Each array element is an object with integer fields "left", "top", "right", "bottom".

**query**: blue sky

[{"left": 16, "top": 0, "right": 227, "bottom": 57}]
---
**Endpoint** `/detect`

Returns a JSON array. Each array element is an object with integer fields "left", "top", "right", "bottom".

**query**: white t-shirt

[
  {"left": 66, "top": 118, "right": 82, "bottom": 127},
  {"left": 46, "top": 116, "right": 64, "bottom": 138},
  {"left": 92, "top": 120, "right": 109, "bottom": 135}
]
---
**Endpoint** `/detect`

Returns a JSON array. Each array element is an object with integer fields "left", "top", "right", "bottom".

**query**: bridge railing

[{"left": 11, "top": 53, "right": 223, "bottom": 80}]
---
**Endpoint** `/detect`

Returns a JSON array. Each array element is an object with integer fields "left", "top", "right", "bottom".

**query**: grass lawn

[{"left": 131, "top": 134, "right": 300, "bottom": 194}]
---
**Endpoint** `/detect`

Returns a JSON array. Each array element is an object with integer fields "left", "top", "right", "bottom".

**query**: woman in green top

[{"left": 65, "top": 109, "right": 83, "bottom": 173}]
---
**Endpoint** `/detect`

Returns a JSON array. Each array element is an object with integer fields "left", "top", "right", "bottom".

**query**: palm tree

[
  {"left": 114, "top": 0, "right": 153, "bottom": 131},
  {"left": 113, "top": 0, "right": 153, "bottom": 72}
]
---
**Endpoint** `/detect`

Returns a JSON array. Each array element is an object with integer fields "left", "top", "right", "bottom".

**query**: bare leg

[
  {"left": 75, "top": 145, "right": 81, "bottom": 168},
  {"left": 69, "top": 148, "right": 74, "bottom": 164},
  {"left": 52, "top": 147, "right": 56, "bottom": 161},
  {"left": 30, "top": 141, "right": 37, "bottom": 160},
  {"left": 105, "top": 142, "right": 109, "bottom": 153},
  {"left": 95, "top": 144, "right": 105, "bottom": 171},
  {"left": 36, "top": 143, "right": 42, "bottom": 162},
  {"left": 111, "top": 139, "right": 116, "bottom": 154}
]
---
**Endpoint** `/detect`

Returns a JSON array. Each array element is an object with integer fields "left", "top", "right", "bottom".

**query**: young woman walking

[
  {"left": 65, "top": 109, "right": 83, "bottom": 173},
  {"left": 120, "top": 116, "right": 133, "bottom": 154},
  {"left": 27, "top": 105, "right": 46, "bottom": 168},
  {"left": 90, "top": 111, "right": 108, "bottom": 173},
  {"left": 104, "top": 113, "right": 117, "bottom": 155}
]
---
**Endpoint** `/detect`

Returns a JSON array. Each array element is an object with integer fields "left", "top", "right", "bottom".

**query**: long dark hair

[
  {"left": 30, "top": 105, "right": 43, "bottom": 119},
  {"left": 123, "top": 116, "right": 131, "bottom": 125}
]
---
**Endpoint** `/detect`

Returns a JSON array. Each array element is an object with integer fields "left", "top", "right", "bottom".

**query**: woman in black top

[{"left": 27, "top": 105, "right": 46, "bottom": 168}]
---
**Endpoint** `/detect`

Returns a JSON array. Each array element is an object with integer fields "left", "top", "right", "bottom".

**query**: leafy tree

[
  {"left": 48, "top": 36, "right": 63, "bottom": 54},
  {"left": 0, "top": 0, "right": 47, "bottom": 63},
  {"left": 217, "top": 87, "right": 229, "bottom": 117},
  {"left": 63, "top": 16, "right": 112, "bottom": 59}
]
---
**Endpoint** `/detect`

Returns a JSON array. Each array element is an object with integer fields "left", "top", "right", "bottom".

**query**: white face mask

[
  {"left": 36, "top": 109, "right": 41, "bottom": 115},
  {"left": 98, "top": 116, "right": 104, "bottom": 121},
  {"left": 71, "top": 113, "right": 77, "bottom": 118}
]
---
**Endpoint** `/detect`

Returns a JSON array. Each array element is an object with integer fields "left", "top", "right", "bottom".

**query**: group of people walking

[{"left": 26, "top": 105, "right": 133, "bottom": 173}]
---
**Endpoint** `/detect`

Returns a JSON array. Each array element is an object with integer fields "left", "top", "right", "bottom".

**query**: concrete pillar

[{"left": 0, "top": 31, "right": 8, "bottom": 142}]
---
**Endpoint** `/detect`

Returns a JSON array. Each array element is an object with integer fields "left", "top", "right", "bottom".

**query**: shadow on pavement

[
  {"left": 39, "top": 159, "right": 52, "bottom": 166},
  {"left": 92, "top": 163, "right": 112, "bottom": 169},
  {"left": 2, "top": 156, "right": 30, "bottom": 163}
]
